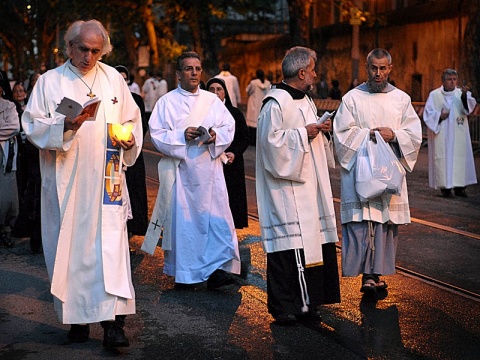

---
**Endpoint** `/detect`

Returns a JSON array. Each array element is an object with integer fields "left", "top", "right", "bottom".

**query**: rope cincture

[
  {"left": 295, "top": 249, "right": 310, "bottom": 313},
  {"left": 368, "top": 221, "right": 376, "bottom": 273}
]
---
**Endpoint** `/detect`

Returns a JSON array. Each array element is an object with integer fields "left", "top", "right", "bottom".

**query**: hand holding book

[
  {"left": 197, "top": 125, "right": 213, "bottom": 145},
  {"left": 56, "top": 97, "right": 101, "bottom": 121}
]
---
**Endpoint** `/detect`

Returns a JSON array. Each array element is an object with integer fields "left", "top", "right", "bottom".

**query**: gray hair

[
  {"left": 366, "top": 48, "right": 392, "bottom": 65},
  {"left": 64, "top": 20, "right": 113, "bottom": 58},
  {"left": 441, "top": 68, "right": 458, "bottom": 81},
  {"left": 282, "top": 46, "right": 317, "bottom": 79}
]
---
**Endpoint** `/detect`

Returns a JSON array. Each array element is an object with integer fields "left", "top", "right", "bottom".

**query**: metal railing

[
  {"left": 412, "top": 102, "right": 480, "bottom": 152},
  {"left": 314, "top": 99, "right": 480, "bottom": 153}
]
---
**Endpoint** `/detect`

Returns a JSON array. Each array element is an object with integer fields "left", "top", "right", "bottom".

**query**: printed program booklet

[
  {"left": 317, "top": 110, "right": 336, "bottom": 125},
  {"left": 56, "top": 97, "right": 101, "bottom": 121}
]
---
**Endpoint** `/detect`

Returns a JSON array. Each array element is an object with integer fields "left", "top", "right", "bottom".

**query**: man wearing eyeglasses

[{"left": 142, "top": 51, "right": 241, "bottom": 290}]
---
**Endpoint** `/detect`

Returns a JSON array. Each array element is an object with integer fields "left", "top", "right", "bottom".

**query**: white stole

[{"left": 141, "top": 90, "right": 216, "bottom": 255}]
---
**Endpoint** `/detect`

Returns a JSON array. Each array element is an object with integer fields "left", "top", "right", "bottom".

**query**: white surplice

[
  {"left": 423, "top": 87, "right": 477, "bottom": 189},
  {"left": 333, "top": 85, "right": 422, "bottom": 225},
  {"left": 22, "top": 61, "right": 142, "bottom": 324},
  {"left": 334, "top": 84, "right": 422, "bottom": 277},
  {"left": 255, "top": 88, "right": 338, "bottom": 266},
  {"left": 145, "top": 86, "right": 240, "bottom": 284}
]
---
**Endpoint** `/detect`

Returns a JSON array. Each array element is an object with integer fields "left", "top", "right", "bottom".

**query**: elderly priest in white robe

[
  {"left": 256, "top": 46, "right": 340, "bottom": 325},
  {"left": 142, "top": 51, "right": 240, "bottom": 289},
  {"left": 22, "top": 20, "right": 142, "bottom": 347},
  {"left": 423, "top": 68, "right": 477, "bottom": 198},
  {"left": 333, "top": 48, "right": 422, "bottom": 295}
]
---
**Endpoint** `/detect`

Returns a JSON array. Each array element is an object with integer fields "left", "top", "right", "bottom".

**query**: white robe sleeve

[
  {"left": 465, "top": 91, "right": 477, "bottom": 114},
  {"left": 394, "top": 99, "right": 423, "bottom": 172},
  {"left": 206, "top": 97, "right": 235, "bottom": 158},
  {"left": 149, "top": 95, "right": 190, "bottom": 160},
  {"left": 22, "top": 74, "right": 73, "bottom": 151},
  {"left": 257, "top": 99, "right": 310, "bottom": 183},
  {"left": 117, "top": 79, "right": 143, "bottom": 167},
  {"left": 423, "top": 89, "right": 442, "bottom": 135},
  {"left": 333, "top": 100, "right": 370, "bottom": 172}
]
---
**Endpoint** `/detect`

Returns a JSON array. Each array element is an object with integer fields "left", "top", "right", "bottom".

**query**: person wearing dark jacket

[
  {"left": 10, "top": 81, "right": 42, "bottom": 253},
  {"left": 206, "top": 77, "right": 249, "bottom": 229}
]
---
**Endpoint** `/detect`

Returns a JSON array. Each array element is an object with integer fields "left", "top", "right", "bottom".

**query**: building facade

[{"left": 220, "top": 0, "right": 474, "bottom": 104}]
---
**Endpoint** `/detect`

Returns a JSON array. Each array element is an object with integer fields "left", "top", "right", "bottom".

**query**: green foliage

[{"left": 0, "top": 0, "right": 275, "bottom": 80}]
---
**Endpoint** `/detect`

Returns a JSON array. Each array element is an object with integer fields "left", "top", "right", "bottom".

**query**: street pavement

[{"left": 1, "top": 144, "right": 480, "bottom": 359}]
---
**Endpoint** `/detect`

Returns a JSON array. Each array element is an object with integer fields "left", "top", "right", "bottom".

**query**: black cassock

[
  {"left": 224, "top": 104, "right": 249, "bottom": 229},
  {"left": 125, "top": 92, "right": 149, "bottom": 236},
  {"left": 267, "top": 243, "right": 341, "bottom": 318}
]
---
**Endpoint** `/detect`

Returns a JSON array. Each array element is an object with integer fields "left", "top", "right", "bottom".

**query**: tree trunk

[
  {"left": 287, "top": 0, "right": 313, "bottom": 46},
  {"left": 143, "top": 0, "right": 159, "bottom": 70}
]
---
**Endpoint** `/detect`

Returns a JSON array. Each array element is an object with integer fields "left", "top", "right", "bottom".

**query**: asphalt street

[{"left": 1, "top": 143, "right": 480, "bottom": 359}]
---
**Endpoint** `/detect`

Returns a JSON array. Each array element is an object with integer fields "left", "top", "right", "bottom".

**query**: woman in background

[
  {"left": 11, "top": 81, "right": 42, "bottom": 253},
  {"left": 206, "top": 77, "right": 249, "bottom": 229}
]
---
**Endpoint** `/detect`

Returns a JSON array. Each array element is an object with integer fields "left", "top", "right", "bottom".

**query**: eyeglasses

[
  {"left": 181, "top": 66, "right": 202, "bottom": 73},
  {"left": 13, "top": 89, "right": 25, "bottom": 93}
]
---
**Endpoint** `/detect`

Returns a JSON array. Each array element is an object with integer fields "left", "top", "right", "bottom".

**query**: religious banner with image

[{"left": 103, "top": 123, "right": 122, "bottom": 205}]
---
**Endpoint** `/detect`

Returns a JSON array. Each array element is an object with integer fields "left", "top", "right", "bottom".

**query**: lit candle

[{"left": 112, "top": 123, "right": 132, "bottom": 141}]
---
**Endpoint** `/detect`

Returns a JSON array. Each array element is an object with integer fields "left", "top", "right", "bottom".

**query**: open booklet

[{"left": 56, "top": 97, "right": 101, "bottom": 121}]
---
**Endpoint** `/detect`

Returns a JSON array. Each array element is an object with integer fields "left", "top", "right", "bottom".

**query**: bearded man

[{"left": 333, "top": 48, "right": 422, "bottom": 295}]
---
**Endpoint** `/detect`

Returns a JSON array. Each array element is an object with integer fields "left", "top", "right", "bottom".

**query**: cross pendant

[{"left": 87, "top": 91, "right": 96, "bottom": 99}]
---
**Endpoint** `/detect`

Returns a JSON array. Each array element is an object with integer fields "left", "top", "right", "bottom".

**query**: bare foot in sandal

[{"left": 360, "top": 275, "right": 377, "bottom": 293}]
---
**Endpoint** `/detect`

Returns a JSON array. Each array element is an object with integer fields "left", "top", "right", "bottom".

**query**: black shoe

[
  {"left": 67, "top": 324, "right": 90, "bottom": 343},
  {"left": 30, "top": 236, "right": 42, "bottom": 254},
  {"left": 207, "top": 269, "right": 236, "bottom": 289},
  {"left": 1, "top": 232, "right": 14, "bottom": 248},
  {"left": 441, "top": 189, "right": 453, "bottom": 198},
  {"left": 274, "top": 313, "right": 297, "bottom": 325},
  {"left": 102, "top": 321, "right": 130, "bottom": 348},
  {"left": 298, "top": 307, "right": 323, "bottom": 323},
  {"left": 308, "top": 308, "right": 323, "bottom": 321},
  {"left": 454, "top": 188, "right": 468, "bottom": 197},
  {"left": 174, "top": 282, "right": 199, "bottom": 290}
]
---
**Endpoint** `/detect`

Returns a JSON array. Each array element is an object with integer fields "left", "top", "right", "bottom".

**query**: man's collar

[
  {"left": 274, "top": 81, "right": 307, "bottom": 100},
  {"left": 178, "top": 84, "right": 199, "bottom": 95}
]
